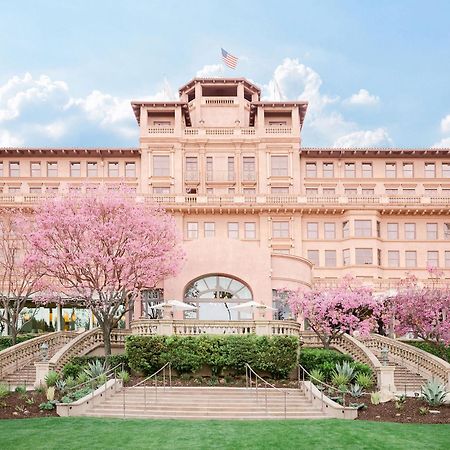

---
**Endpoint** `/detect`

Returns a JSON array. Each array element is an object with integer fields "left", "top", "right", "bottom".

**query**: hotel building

[{"left": 1, "top": 77, "right": 450, "bottom": 321}]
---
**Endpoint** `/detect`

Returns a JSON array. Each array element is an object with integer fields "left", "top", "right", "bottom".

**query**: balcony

[{"left": 145, "top": 127, "right": 295, "bottom": 137}]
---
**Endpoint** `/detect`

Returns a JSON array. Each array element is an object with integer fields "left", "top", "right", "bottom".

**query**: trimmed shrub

[
  {"left": 0, "top": 334, "right": 38, "bottom": 351},
  {"left": 125, "top": 335, "right": 299, "bottom": 379}
]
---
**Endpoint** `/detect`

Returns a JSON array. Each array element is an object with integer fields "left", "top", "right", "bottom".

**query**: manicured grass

[{"left": 0, "top": 417, "right": 448, "bottom": 449}]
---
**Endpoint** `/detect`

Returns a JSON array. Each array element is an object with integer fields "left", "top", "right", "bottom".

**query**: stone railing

[
  {"left": 50, "top": 328, "right": 130, "bottom": 371},
  {"left": 0, "top": 332, "right": 77, "bottom": 379},
  {"left": 361, "top": 334, "right": 450, "bottom": 389}
]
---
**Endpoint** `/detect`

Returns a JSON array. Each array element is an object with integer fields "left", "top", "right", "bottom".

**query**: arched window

[{"left": 184, "top": 275, "right": 253, "bottom": 320}]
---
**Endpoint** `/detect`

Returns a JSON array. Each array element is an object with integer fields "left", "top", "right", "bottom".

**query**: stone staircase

[
  {"left": 81, "top": 387, "right": 331, "bottom": 420},
  {"left": 392, "top": 363, "right": 426, "bottom": 394}
]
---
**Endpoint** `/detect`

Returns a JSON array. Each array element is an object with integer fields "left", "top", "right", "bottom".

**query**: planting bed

[{"left": 0, "top": 391, "right": 58, "bottom": 420}]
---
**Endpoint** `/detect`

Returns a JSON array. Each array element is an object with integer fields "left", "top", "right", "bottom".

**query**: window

[
  {"left": 323, "top": 188, "right": 335, "bottom": 196},
  {"left": 47, "top": 162, "right": 58, "bottom": 177},
  {"left": 427, "top": 251, "right": 439, "bottom": 268},
  {"left": 271, "top": 155, "right": 288, "bottom": 177},
  {"left": 403, "top": 163, "right": 414, "bottom": 178},
  {"left": 228, "top": 157, "right": 235, "bottom": 180},
  {"left": 206, "top": 156, "right": 213, "bottom": 180},
  {"left": 445, "top": 223, "right": 450, "bottom": 239},
  {"left": 403, "top": 188, "right": 416, "bottom": 195},
  {"left": 153, "top": 187, "right": 170, "bottom": 194},
  {"left": 307, "top": 250, "right": 319, "bottom": 266},
  {"left": 9, "top": 162, "right": 20, "bottom": 177},
  {"left": 0, "top": 162, "right": 3, "bottom": 177},
  {"left": 271, "top": 187, "right": 289, "bottom": 194},
  {"left": 355, "top": 220, "right": 372, "bottom": 237},
  {"left": 242, "top": 157, "right": 255, "bottom": 181},
  {"left": 108, "top": 162, "right": 119, "bottom": 177},
  {"left": 385, "top": 163, "right": 397, "bottom": 178},
  {"left": 30, "top": 162, "right": 41, "bottom": 177},
  {"left": 385, "top": 188, "right": 398, "bottom": 195},
  {"left": 404, "top": 223, "right": 416, "bottom": 240},
  {"left": 153, "top": 155, "right": 171, "bottom": 177},
  {"left": 387, "top": 223, "right": 399, "bottom": 240},
  {"left": 424, "top": 189, "right": 437, "bottom": 197},
  {"left": 8, "top": 186, "right": 20, "bottom": 194},
  {"left": 426, "top": 223, "right": 438, "bottom": 240},
  {"left": 355, "top": 248, "right": 373, "bottom": 265},
  {"left": 227, "top": 222, "right": 239, "bottom": 239},
  {"left": 344, "top": 188, "right": 357, "bottom": 196},
  {"left": 244, "top": 222, "right": 256, "bottom": 239},
  {"left": 228, "top": 188, "right": 235, "bottom": 194},
  {"left": 343, "top": 249, "right": 350, "bottom": 266},
  {"left": 204, "top": 222, "right": 215, "bottom": 238},
  {"left": 362, "top": 188, "right": 374, "bottom": 196},
  {"left": 185, "top": 156, "right": 197, "bottom": 180},
  {"left": 305, "top": 188, "right": 318, "bottom": 196},
  {"left": 307, "top": 222, "right": 318, "bottom": 239},
  {"left": 187, "top": 222, "right": 198, "bottom": 239},
  {"left": 325, "top": 250, "right": 337, "bottom": 267},
  {"left": 344, "top": 162, "right": 356, "bottom": 177},
  {"left": 87, "top": 162, "right": 98, "bottom": 177},
  {"left": 70, "top": 162, "right": 81, "bottom": 177},
  {"left": 125, "top": 162, "right": 136, "bottom": 177},
  {"left": 273, "top": 221, "right": 289, "bottom": 238},
  {"left": 443, "top": 163, "right": 450, "bottom": 178},
  {"left": 405, "top": 251, "right": 417, "bottom": 268},
  {"left": 342, "top": 221, "right": 349, "bottom": 238},
  {"left": 243, "top": 188, "right": 256, "bottom": 195},
  {"left": 305, "top": 163, "right": 317, "bottom": 178},
  {"left": 323, "top": 162, "right": 334, "bottom": 178},
  {"left": 362, "top": 163, "right": 373, "bottom": 178},
  {"left": 46, "top": 186, "right": 59, "bottom": 194},
  {"left": 324, "top": 223, "right": 336, "bottom": 239},
  {"left": 445, "top": 251, "right": 450, "bottom": 268},
  {"left": 424, "top": 163, "right": 436, "bottom": 178},
  {"left": 29, "top": 186, "right": 41, "bottom": 194},
  {"left": 388, "top": 250, "right": 400, "bottom": 267},
  {"left": 376, "top": 221, "right": 381, "bottom": 238}
]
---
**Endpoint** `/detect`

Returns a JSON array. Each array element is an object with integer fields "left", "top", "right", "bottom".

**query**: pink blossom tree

[
  {"left": 388, "top": 270, "right": 450, "bottom": 346},
  {"left": 287, "top": 276, "right": 383, "bottom": 348},
  {"left": 0, "top": 211, "right": 46, "bottom": 345},
  {"left": 25, "top": 190, "right": 185, "bottom": 355}
]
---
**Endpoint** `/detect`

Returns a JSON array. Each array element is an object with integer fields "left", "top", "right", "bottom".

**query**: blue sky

[{"left": 0, "top": 0, "right": 449, "bottom": 148}]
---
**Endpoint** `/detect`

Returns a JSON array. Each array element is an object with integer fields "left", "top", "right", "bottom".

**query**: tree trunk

[
  {"left": 11, "top": 327, "right": 17, "bottom": 346},
  {"left": 102, "top": 321, "right": 112, "bottom": 356}
]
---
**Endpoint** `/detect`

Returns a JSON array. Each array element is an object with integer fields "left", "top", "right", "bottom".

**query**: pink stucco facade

[{"left": 1, "top": 77, "right": 450, "bottom": 320}]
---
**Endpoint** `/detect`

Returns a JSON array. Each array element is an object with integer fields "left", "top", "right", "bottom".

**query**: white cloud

[
  {"left": 440, "top": 114, "right": 450, "bottom": 134},
  {"left": 432, "top": 137, "right": 450, "bottom": 148},
  {"left": 333, "top": 128, "right": 393, "bottom": 148},
  {"left": 196, "top": 64, "right": 224, "bottom": 78},
  {"left": 0, "top": 129, "right": 23, "bottom": 146},
  {"left": 344, "top": 88, "right": 380, "bottom": 106}
]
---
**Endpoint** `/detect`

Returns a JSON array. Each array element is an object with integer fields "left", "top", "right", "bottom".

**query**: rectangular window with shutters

[
  {"left": 342, "top": 221, "right": 349, "bottom": 238},
  {"left": 227, "top": 222, "right": 239, "bottom": 239},
  {"left": 204, "top": 222, "right": 215, "bottom": 238},
  {"left": 362, "top": 163, "right": 373, "bottom": 178},
  {"left": 344, "top": 163, "right": 356, "bottom": 177},
  {"left": 271, "top": 155, "right": 288, "bottom": 177},
  {"left": 427, "top": 251, "right": 439, "bottom": 267},
  {"left": 307, "top": 222, "right": 318, "bottom": 239},
  {"left": 187, "top": 222, "right": 198, "bottom": 239},
  {"left": 405, "top": 251, "right": 417, "bottom": 268},
  {"left": 404, "top": 223, "right": 416, "bottom": 240},
  {"left": 424, "top": 163, "right": 436, "bottom": 178},
  {"left": 426, "top": 223, "right": 438, "bottom": 240},
  {"left": 388, "top": 250, "right": 400, "bottom": 267},
  {"left": 9, "top": 162, "right": 20, "bottom": 177},
  {"left": 30, "top": 162, "right": 41, "bottom": 177},
  {"left": 154, "top": 155, "right": 171, "bottom": 177},
  {"left": 125, "top": 162, "right": 136, "bottom": 178},
  {"left": 355, "top": 248, "right": 373, "bottom": 265},
  {"left": 325, "top": 250, "right": 337, "bottom": 267},
  {"left": 70, "top": 162, "right": 81, "bottom": 177},
  {"left": 324, "top": 223, "right": 336, "bottom": 239},
  {"left": 272, "top": 221, "right": 289, "bottom": 238},
  {"left": 87, "top": 162, "right": 98, "bottom": 177},
  {"left": 305, "top": 162, "right": 317, "bottom": 178},
  {"left": 47, "top": 162, "right": 58, "bottom": 177},
  {"left": 355, "top": 220, "right": 372, "bottom": 237},
  {"left": 385, "top": 163, "right": 397, "bottom": 178},
  {"left": 242, "top": 156, "right": 256, "bottom": 181},
  {"left": 403, "top": 163, "right": 414, "bottom": 178},
  {"left": 343, "top": 248, "right": 350, "bottom": 266},
  {"left": 108, "top": 162, "right": 119, "bottom": 177},
  {"left": 387, "top": 223, "right": 399, "bottom": 240},
  {"left": 323, "top": 162, "right": 334, "bottom": 178},
  {"left": 244, "top": 222, "right": 256, "bottom": 239},
  {"left": 307, "top": 250, "right": 319, "bottom": 266}
]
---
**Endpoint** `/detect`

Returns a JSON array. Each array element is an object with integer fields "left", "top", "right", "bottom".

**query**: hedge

[
  {"left": 401, "top": 340, "right": 450, "bottom": 363},
  {"left": 0, "top": 335, "right": 38, "bottom": 351},
  {"left": 125, "top": 335, "right": 300, "bottom": 379}
]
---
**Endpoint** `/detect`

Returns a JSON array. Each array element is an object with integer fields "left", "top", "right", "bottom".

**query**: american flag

[{"left": 221, "top": 48, "right": 238, "bottom": 69}]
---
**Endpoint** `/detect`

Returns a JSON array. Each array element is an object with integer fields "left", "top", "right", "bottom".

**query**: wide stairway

[{"left": 82, "top": 386, "right": 330, "bottom": 420}]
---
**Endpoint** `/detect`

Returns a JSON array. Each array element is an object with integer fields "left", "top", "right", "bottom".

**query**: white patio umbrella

[
  {"left": 151, "top": 300, "right": 197, "bottom": 311},
  {"left": 229, "top": 301, "right": 277, "bottom": 311}
]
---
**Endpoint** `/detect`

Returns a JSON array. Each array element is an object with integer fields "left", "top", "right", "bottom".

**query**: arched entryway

[{"left": 184, "top": 274, "right": 253, "bottom": 320}]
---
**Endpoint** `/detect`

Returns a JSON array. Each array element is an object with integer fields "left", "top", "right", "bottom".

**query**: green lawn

[{"left": 0, "top": 417, "right": 448, "bottom": 450}]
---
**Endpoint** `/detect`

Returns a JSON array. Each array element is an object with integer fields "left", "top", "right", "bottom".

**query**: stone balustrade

[
  {"left": 0, "top": 332, "right": 76, "bottom": 379},
  {"left": 361, "top": 334, "right": 450, "bottom": 390}
]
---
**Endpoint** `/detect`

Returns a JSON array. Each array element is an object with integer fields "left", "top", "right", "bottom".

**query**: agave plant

[
  {"left": 83, "top": 360, "right": 109, "bottom": 380},
  {"left": 309, "top": 369, "right": 325, "bottom": 385},
  {"left": 44, "top": 370, "right": 60, "bottom": 387},
  {"left": 331, "top": 372, "right": 349, "bottom": 388},
  {"left": 421, "top": 380, "right": 447, "bottom": 406},
  {"left": 356, "top": 373, "right": 373, "bottom": 390},
  {"left": 118, "top": 370, "right": 130, "bottom": 384},
  {"left": 333, "top": 361, "right": 355, "bottom": 382},
  {"left": 348, "top": 383, "right": 363, "bottom": 398},
  {"left": 55, "top": 379, "right": 67, "bottom": 394}
]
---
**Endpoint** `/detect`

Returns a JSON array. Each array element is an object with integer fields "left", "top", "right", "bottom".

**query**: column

[{"left": 56, "top": 304, "right": 62, "bottom": 332}]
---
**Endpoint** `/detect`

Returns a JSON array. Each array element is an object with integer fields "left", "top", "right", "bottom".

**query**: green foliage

[
  {"left": 348, "top": 383, "right": 363, "bottom": 398},
  {"left": 83, "top": 360, "right": 109, "bottom": 379},
  {"left": 62, "top": 363, "right": 82, "bottom": 379},
  {"left": 76, "top": 372, "right": 90, "bottom": 385},
  {"left": 39, "top": 401, "right": 56, "bottom": 411},
  {"left": 62, "top": 354, "right": 129, "bottom": 381},
  {"left": 370, "top": 392, "right": 380, "bottom": 405},
  {"left": 0, "top": 383, "right": 10, "bottom": 399},
  {"left": 331, "top": 372, "right": 349, "bottom": 387},
  {"left": 44, "top": 370, "right": 59, "bottom": 387},
  {"left": 421, "top": 380, "right": 447, "bottom": 406},
  {"left": 64, "top": 376, "right": 77, "bottom": 389},
  {"left": 309, "top": 368, "right": 325, "bottom": 384},
  {"left": 117, "top": 371, "right": 130, "bottom": 384},
  {"left": 14, "top": 386, "right": 26, "bottom": 394},
  {"left": 351, "top": 362, "right": 372, "bottom": 378},
  {"left": 333, "top": 361, "right": 355, "bottom": 382},
  {"left": 0, "top": 334, "right": 37, "bottom": 351},
  {"left": 401, "top": 340, "right": 449, "bottom": 363},
  {"left": 419, "top": 406, "right": 428, "bottom": 415},
  {"left": 55, "top": 379, "right": 67, "bottom": 393},
  {"left": 355, "top": 373, "right": 373, "bottom": 390},
  {"left": 126, "top": 335, "right": 299, "bottom": 379}
]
